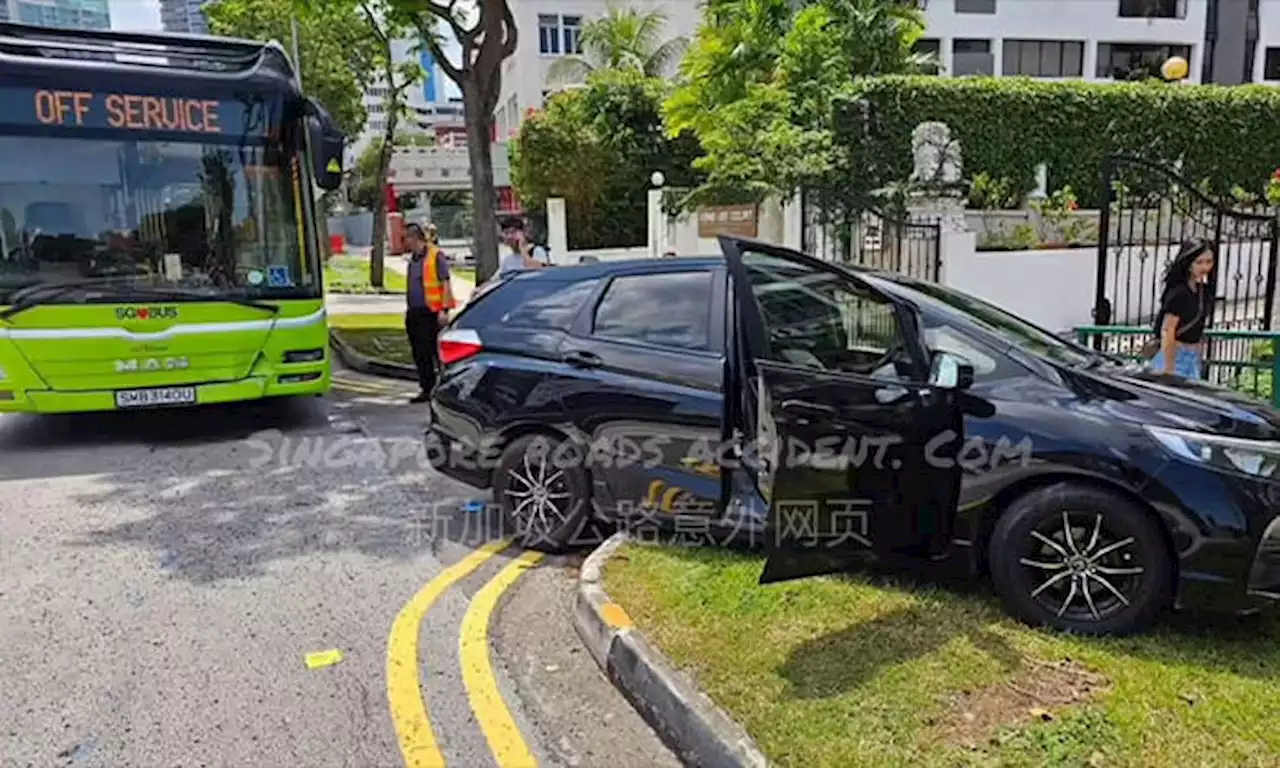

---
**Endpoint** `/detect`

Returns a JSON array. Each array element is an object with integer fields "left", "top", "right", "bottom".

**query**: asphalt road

[{"left": 0, "top": 370, "right": 677, "bottom": 768}]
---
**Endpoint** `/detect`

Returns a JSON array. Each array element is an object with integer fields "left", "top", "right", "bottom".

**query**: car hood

[{"left": 1067, "top": 363, "right": 1280, "bottom": 440}]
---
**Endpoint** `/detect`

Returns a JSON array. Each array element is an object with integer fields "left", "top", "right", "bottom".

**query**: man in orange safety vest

[{"left": 404, "top": 222, "right": 456, "bottom": 403}]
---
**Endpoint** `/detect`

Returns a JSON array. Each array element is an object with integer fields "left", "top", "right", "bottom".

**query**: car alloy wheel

[
  {"left": 1019, "top": 511, "right": 1145, "bottom": 622},
  {"left": 504, "top": 444, "right": 573, "bottom": 541},
  {"left": 493, "top": 434, "right": 591, "bottom": 553},
  {"left": 989, "top": 483, "right": 1171, "bottom": 636}
]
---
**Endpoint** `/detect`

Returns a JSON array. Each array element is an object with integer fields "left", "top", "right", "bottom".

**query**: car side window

[
  {"left": 741, "top": 250, "right": 911, "bottom": 380},
  {"left": 458, "top": 277, "right": 600, "bottom": 331},
  {"left": 591, "top": 271, "right": 713, "bottom": 351}
]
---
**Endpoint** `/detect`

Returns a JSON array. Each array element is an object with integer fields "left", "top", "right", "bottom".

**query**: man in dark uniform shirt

[{"left": 404, "top": 223, "right": 454, "bottom": 403}]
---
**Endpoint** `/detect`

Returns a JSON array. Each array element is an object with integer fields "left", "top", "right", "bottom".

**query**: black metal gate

[
  {"left": 1094, "top": 156, "right": 1279, "bottom": 360},
  {"left": 799, "top": 189, "right": 942, "bottom": 282}
]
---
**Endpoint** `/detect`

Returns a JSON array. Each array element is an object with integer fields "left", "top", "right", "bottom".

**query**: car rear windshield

[{"left": 455, "top": 274, "right": 600, "bottom": 332}]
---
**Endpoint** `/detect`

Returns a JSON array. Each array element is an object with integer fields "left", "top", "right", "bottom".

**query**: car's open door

[{"left": 719, "top": 236, "right": 971, "bottom": 583}]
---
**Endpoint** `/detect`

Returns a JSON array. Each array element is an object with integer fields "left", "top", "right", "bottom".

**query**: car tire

[
  {"left": 492, "top": 433, "right": 592, "bottom": 553},
  {"left": 989, "top": 482, "right": 1172, "bottom": 636}
]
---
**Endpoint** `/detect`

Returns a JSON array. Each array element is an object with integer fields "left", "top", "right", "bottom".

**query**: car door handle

[
  {"left": 780, "top": 400, "right": 836, "bottom": 417},
  {"left": 562, "top": 349, "right": 602, "bottom": 368}
]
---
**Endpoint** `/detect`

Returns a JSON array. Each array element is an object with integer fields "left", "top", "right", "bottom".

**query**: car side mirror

[
  {"left": 304, "top": 98, "right": 345, "bottom": 191},
  {"left": 929, "top": 351, "right": 975, "bottom": 390}
]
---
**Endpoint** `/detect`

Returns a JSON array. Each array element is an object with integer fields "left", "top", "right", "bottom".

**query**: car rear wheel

[
  {"left": 493, "top": 434, "right": 591, "bottom": 553},
  {"left": 989, "top": 483, "right": 1172, "bottom": 636}
]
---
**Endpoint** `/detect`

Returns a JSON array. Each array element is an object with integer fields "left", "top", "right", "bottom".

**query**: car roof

[{"left": 532, "top": 255, "right": 726, "bottom": 278}]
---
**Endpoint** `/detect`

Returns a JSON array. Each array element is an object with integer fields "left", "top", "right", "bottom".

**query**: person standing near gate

[
  {"left": 404, "top": 222, "right": 455, "bottom": 403},
  {"left": 1147, "top": 238, "right": 1215, "bottom": 379}
]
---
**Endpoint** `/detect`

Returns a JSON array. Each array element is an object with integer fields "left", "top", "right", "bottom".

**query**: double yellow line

[
  {"left": 386, "top": 538, "right": 544, "bottom": 767},
  {"left": 332, "top": 373, "right": 412, "bottom": 398}
]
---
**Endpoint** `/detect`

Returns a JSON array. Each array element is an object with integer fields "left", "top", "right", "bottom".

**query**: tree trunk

[
  {"left": 369, "top": 58, "right": 401, "bottom": 290},
  {"left": 464, "top": 82, "right": 501, "bottom": 283},
  {"left": 369, "top": 139, "right": 389, "bottom": 289}
]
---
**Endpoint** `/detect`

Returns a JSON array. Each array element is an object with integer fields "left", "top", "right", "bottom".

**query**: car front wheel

[
  {"left": 989, "top": 482, "right": 1172, "bottom": 636},
  {"left": 493, "top": 433, "right": 591, "bottom": 553}
]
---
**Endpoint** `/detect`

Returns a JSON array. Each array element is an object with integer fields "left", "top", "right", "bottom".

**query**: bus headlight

[
  {"left": 283, "top": 349, "right": 325, "bottom": 363},
  {"left": 0, "top": 365, "right": 7, "bottom": 381}
]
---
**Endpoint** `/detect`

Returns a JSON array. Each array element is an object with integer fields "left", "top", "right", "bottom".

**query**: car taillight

[{"left": 438, "top": 328, "right": 482, "bottom": 365}]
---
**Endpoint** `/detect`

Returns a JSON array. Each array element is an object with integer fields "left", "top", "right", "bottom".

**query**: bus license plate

[{"left": 114, "top": 387, "right": 197, "bottom": 408}]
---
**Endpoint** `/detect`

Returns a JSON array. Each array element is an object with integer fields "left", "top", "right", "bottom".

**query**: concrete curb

[
  {"left": 575, "top": 533, "right": 769, "bottom": 768},
  {"left": 327, "top": 329, "right": 418, "bottom": 381}
]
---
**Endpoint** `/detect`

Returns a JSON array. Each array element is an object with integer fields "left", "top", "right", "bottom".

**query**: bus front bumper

[{"left": 0, "top": 372, "right": 330, "bottom": 414}]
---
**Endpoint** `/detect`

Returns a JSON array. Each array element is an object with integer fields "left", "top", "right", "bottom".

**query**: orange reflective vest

[{"left": 422, "top": 245, "right": 456, "bottom": 311}]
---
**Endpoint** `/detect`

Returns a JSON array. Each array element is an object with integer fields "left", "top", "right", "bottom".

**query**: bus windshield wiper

[
  {"left": 0, "top": 280, "right": 281, "bottom": 321},
  {"left": 123, "top": 286, "right": 280, "bottom": 315},
  {"left": 0, "top": 278, "right": 135, "bottom": 321}
]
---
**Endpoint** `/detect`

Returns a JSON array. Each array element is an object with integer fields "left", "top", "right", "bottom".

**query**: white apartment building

[
  {"left": 493, "top": 0, "right": 1280, "bottom": 138},
  {"left": 378, "top": 0, "right": 1280, "bottom": 210},
  {"left": 918, "top": 0, "right": 1210, "bottom": 81},
  {"left": 348, "top": 36, "right": 465, "bottom": 165},
  {"left": 493, "top": 0, "right": 700, "bottom": 139}
]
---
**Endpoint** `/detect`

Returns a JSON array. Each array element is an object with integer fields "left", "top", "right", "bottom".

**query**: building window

[
  {"left": 1264, "top": 48, "right": 1280, "bottom": 80},
  {"left": 1097, "top": 42, "right": 1192, "bottom": 79},
  {"left": 953, "top": 39, "right": 994, "bottom": 76},
  {"left": 1118, "top": 0, "right": 1185, "bottom": 19},
  {"left": 538, "top": 14, "right": 561, "bottom": 54},
  {"left": 913, "top": 38, "right": 941, "bottom": 75},
  {"left": 955, "top": 0, "right": 996, "bottom": 13},
  {"left": 1002, "top": 40, "right": 1085, "bottom": 77},
  {"left": 562, "top": 16, "right": 582, "bottom": 55}
]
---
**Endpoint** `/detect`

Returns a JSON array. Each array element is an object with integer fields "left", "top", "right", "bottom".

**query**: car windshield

[
  {"left": 874, "top": 273, "right": 1102, "bottom": 367},
  {"left": 0, "top": 132, "right": 314, "bottom": 303}
]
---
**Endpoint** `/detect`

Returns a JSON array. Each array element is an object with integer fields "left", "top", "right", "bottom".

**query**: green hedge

[{"left": 844, "top": 76, "right": 1280, "bottom": 209}]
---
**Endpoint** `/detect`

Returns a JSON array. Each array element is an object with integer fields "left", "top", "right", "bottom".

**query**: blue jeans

[{"left": 1150, "top": 345, "right": 1202, "bottom": 379}]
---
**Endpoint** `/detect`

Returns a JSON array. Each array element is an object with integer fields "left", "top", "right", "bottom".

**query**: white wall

[{"left": 944, "top": 247, "right": 1098, "bottom": 332}]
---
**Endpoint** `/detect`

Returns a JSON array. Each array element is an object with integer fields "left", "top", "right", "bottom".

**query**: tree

[
  {"left": 205, "top": 0, "right": 377, "bottom": 138},
  {"left": 355, "top": 0, "right": 424, "bottom": 288},
  {"left": 664, "top": 0, "right": 935, "bottom": 227},
  {"left": 511, "top": 69, "right": 703, "bottom": 249},
  {"left": 545, "top": 4, "right": 689, "bottom": 88},
  {"left": 350, "top": 132, "right": 435, "bottom": 210},
  {"left": 392, "top": 0, "right": 517, "bottom": 282}
]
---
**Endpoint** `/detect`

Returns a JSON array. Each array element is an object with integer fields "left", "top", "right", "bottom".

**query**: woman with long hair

[{"left": 1148, "top": 238, "right": 1215, "bottom": 379}]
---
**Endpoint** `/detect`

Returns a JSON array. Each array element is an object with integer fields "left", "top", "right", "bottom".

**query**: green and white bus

[{"left": 0, "top": 23, "right": 345, "bottom": 414}]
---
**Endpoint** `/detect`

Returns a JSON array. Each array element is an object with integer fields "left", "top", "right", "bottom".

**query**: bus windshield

[{"left": 0, "top": 131, "right": 315, "bottom": 303}]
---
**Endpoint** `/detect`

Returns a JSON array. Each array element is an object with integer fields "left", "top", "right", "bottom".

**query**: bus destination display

[{"left": 1, "top": 87, "right": 275, "bottom": 137}]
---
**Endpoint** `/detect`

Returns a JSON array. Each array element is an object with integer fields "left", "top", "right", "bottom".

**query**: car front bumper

[{"left": 1147, "top": 459, "right": 1280, "bottom": 615}]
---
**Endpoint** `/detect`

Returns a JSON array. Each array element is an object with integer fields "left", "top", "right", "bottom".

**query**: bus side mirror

[{"left": 305, "top": 98, "right": 345, "bottom": 191}]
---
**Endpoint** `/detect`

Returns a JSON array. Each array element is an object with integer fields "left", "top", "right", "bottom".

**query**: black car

[{"left": 427, "top": 237, "right": 1280, "bottom": 636}]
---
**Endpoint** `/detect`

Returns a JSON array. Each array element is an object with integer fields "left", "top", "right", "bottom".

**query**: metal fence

[
  {"left": 1093, "top": 155, "right": 1280, "bottom": 370},
  {"left": 1075, "top": 325, "right": 1279, "bottom": 403},
  {"left": 799, "top": 192, "right": 942, "bottom": 282}
]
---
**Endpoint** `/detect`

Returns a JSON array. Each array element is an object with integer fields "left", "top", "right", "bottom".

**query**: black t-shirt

[{"left": 1157, "top": 283, "right": 1209, "bottom": 343}]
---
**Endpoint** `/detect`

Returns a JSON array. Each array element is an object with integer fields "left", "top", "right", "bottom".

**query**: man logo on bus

[
  {"left": 114, "top": 357, "right": 189, "bottom": 372},
  {"left": 116, "top": 306, "right": 178, "bottom": 321}
]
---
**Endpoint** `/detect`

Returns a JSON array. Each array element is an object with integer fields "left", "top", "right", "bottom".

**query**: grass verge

[
  {"left": 603, "top": 542, "right": 1280, "bottom": 768},
  {"left": 324, "top": 255, "right": 407, "bottom": 294},
  {"left": 329, "top": 312, "right": 412, "bottom": 366}
]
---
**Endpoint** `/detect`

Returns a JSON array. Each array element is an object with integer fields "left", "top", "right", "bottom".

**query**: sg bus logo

[{"left": 116, "top": 306, "right": 179, "bottom": 321}]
